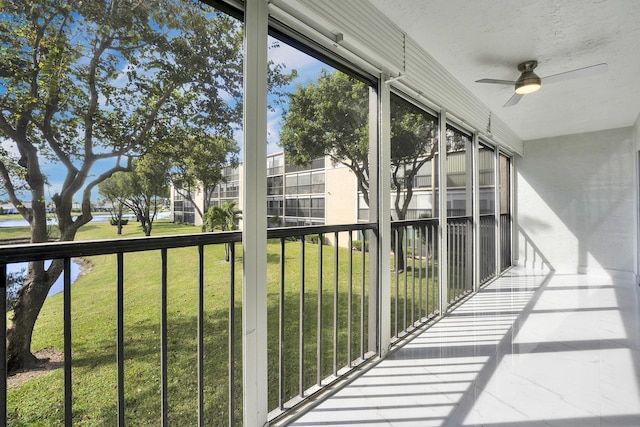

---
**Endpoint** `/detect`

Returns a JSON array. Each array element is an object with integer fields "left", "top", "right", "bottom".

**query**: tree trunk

[
  {"left": 6, "top": 259, "right": 63, "bottom": 372},
  {"left": 5, "top": 157, "right": 84, "bottom": 373},
  {"left": 391, "top": 181, "right": 407, "bottom": 272},
  {"left": 117, "top": 204, "right": 124, "bottom": 235},
  {"left": 142, "top": 218, "right": 152, "bottom": 236}
]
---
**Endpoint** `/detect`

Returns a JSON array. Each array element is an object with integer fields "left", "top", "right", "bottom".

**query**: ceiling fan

[{"left": 476, "top": 60, "right": 608, "bottom": 107}]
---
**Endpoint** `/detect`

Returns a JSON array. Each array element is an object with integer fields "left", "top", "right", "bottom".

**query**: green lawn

[
  {"left": 6, "top": 220, "right": 437, "bottom": 425},
  {"left": 0, "top": 226, "right": 33, "bottom": 240}
]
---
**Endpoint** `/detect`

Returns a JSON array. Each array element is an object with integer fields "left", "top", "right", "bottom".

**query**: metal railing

[
  {"left": 479, "top": 214, "right": 497, "bottom": 284},
  {"left": 2, "top": 214, "right": 511, "bottom": 424},
  {"left": 1, "top": 222, "right": 376, "bottom": 426},
  {"left": 390, "top": 218, "right": 439, "bottom": 342},
  {"left": 1, "top": 233, "right": 242, "bottom": 426},
  {"left": 412, "top": 174, "right": 432, "bottom": 188},
  {"left": 447, "top": 216, "right": 473, "bottom": 305},
  {"left": 500, "top": 213, "right": 512, "bottom": 272},
  {"left": 266, "top": 224, "right": 376, "bottom": 419}
]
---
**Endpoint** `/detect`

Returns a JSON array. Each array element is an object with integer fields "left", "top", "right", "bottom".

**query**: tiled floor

[{"left": 290, "top": 267, "right": 640, "bottom": 426}]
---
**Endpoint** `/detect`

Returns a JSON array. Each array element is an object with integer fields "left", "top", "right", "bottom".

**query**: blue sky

[
  {"left": 265, "top": 38, "right": 329, "bottom": 153},
  {"left": 1, "top": 36, "right": 331, "bottom": 203}
]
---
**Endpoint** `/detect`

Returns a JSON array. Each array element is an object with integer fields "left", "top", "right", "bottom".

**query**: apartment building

[
  {"left": 170, "top": 152, "right": 357, "bottom": 228},
  {"left": 171, "top": 143, "right": 501, "bottom": 230}
]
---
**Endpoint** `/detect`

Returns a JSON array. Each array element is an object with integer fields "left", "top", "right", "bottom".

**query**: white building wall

[
  {"left": 634, "top": 113, "right": 640, "bottom": 278},
  {"left": 325, "top": 162, "right": 358, "bottom": 247},
  {"left": 516, "top": 127, "right": 636, "bottom": 278},
  {"left": 325, "top": 163, "right": 357, "bottom": 225}
]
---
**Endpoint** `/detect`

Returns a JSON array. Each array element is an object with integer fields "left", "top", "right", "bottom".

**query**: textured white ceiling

[{"left": 367, "top": 0, "right": 640, "bottom": 141}]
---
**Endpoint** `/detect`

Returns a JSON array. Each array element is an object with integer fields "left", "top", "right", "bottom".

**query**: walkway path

[{"left": 290, "top": 267, "right": 640, "bottom": 426}]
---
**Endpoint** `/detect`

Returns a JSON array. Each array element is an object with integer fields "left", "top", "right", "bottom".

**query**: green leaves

[
  {"left": 203, "top": 200, "right": 241, "bottom": 232},
  {"left": 390, "top": 94, "right": 437, "bottom": 161},
  {"left": 98, "top": 153, "right": 170, "bottom": 236},
  {"left": 280, "top": 70, "right": 370, "bottom": 167},
  {"left": 280, "top": 71, "right": 438, "bottom": 216}
]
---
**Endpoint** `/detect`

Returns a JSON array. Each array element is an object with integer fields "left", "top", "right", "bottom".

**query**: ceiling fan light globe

[{"left": 515, "top": 82, "right": 541, "bottom": 94}]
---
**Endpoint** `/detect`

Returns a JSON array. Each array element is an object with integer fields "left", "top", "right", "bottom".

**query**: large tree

[
  {"left": 0, "top": 0, "right": 293, "bottom": 372},
  {"left": 100, "top": 154, "right": 170, "bottom": 236},
  {"left": 98, "top": 169, "right": 130, "bottom": 234},
  {"left": 123, "top": 154, "right": 170, "bottom": 236},
  {"left": 281, "top": 70, "right": 372, "bottom": 204},
  {"left": 280, "top": 70, "right": 437, "bottom": 270}
]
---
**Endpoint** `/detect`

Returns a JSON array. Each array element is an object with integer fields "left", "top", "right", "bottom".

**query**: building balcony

[
  {"left": 4, "top": 213, "right": 639, "bottom": 425},
  {"left": 1, "top": 215, "right": 516, "bottom": 425}
]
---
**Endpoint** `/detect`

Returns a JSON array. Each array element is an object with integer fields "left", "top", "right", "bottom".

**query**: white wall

[
  {"left": 516, "top": 127, "right": 636, "bottom": 277},
  {"left": 635, "top": 113, "right": 640, "bottom": 277}
]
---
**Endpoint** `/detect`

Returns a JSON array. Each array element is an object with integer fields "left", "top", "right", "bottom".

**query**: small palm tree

[{"left": 204, "top": 201, "right": 242, "bottom": 262}]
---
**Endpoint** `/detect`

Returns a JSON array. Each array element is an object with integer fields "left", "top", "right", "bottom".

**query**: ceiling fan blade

[
  {"left": 503, "top": 93, "right": 523, "bottom": 107},
  {"left": 476, "top": 78, "right": 517, "bottom": 85},
  {"left": 542, "top": 63, "right": 608, "bottom": 84}
]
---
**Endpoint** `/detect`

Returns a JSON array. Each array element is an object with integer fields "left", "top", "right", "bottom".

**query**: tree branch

[
  {"left": 84, "top": 35, "right": 115, "bottom": 157},
  {"left": 0, "top": 112, "right": 20, "bottom": 142},
  {"left": 0, "top": 161, "right": 31, "bottom": 223},
  {"left": 70, "top": 162, "right": 130, "bottom": 232}
]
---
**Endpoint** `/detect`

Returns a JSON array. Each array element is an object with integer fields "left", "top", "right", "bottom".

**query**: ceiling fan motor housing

[{"left": 515, "top": 60, "right": 542, "bottom": 94}]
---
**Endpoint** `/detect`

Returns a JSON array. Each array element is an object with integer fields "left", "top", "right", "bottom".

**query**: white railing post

[
  {"left": 243, "top": 0, "right": 269, "bottom": 425},
  {"left": 375, "top": 77, "right": 392, "bottom": 356},
  {"left": 494, "top": 147, "right": 502, "bottom": 276},
  {"left": 438, "top": 111, "right": 449, "bottom": 313},
  {"left": 472, "top": 133, "right": 480, "bottom": 291}
]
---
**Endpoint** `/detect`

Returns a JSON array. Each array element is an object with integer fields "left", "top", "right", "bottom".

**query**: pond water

[
  {"left": 0, "top": 214, "right": 133, "bottom": 228},
  {"left": 0, "top": 212, "right": 170, "bottom": 228},
  {"left": 6, "top": 260, "right": 82, "bottom": 297},
  {"left": 2, "top": 211, "right": 171, "bottom": 298}
]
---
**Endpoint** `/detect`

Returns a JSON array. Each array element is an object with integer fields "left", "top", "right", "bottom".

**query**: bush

[
  {"left": 110, "top": 218, "right": 129, "bottom": 226},
  {"left": 306, "top": 234, "right": 328, "bottom": 245},
  {"left": 352, "top": 240, "right": 369, "bottom": 252}
]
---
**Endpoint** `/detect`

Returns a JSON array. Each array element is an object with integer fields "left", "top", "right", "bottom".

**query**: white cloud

[
  {"left": 45, "top": 181, "right": 64, "bottom": 198},
  {"left": 267, "top": 109, "right": 281, "bottom": 137},
  {"left": 267, "top": 108, "right": 283, "bottom": 154},
  {"left": 1, "top": 137, "right": 20, "bottom": 158},
  {"left": 268, "top": 38, "right": 319, "bottom": 74}
]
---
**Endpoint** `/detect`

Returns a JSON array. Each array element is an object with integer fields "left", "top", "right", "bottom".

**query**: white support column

[
  {"left": 438, "top": 111, "right": 448, "bottom": 314},
  {"left": 375, "top": 77, "right": 392, "bottom": 356},
  {"left": 509, "top": 154, "right": 515, "bottom": 268},
  {"left": 464, "top": 134, "right": 474, "bottom": 293},
  {"left": 494, "top": 147, "right": 502, "bottom": 276},
  {"left": 243, "top": 0, "right": 268, "bottom": 425},
  {"left": 500, "top": 152, "right": 514, "bottom": 270},
  {"left": 472, "top": 133, "right": 480, "bottom": 292}
]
